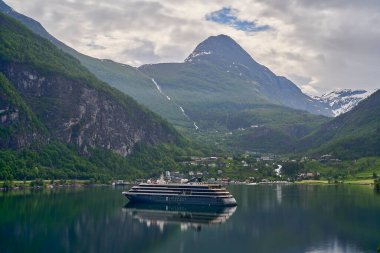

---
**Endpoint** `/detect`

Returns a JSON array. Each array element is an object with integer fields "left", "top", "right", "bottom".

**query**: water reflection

[
  {"left": 123, "top": 203, "right": 237, "bottom": 232},
  {"left": 1, "top": 185, "right": 380, "bottom": 253},
  {"left": 276, "top": 184, "right": 283, "bottom": 204}
]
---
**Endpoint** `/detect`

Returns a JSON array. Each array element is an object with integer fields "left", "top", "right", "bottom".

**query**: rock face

[
  {"left": 0, "top": 73, "right": 47, "bottom": 149},
  {"left": 0, "top": 1, "right": 191, "bottom": 130},
  {"left": 313, "top": 89, "right": 374, "bottom": 116},
  {"left": 0, "top": 12, "right": 180, "bottom": 157},
  {"left": 0, "top": 62, "right": 178, "bottom": 156}
]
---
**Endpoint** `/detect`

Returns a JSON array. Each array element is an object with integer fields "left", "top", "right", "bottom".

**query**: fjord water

[{"left": 1, "top": 185, "right": 379, "bottom": 253}]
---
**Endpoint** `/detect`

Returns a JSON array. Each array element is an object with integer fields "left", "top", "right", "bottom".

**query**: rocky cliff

[
  {"left": 0, "top": 12, "right": 181, "bottom": 157},
  {"left": 0, "top": 73, "right": 47, "bottom": 149}
]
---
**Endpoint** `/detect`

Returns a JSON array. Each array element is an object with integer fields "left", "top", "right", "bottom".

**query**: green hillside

[
  {"left": 224, "top": 105, "right": 328, "bottom": 152},
  {"left": 0, "top": 3, "right": 334, "bottom": 153},
  {"left": 0, "top": 1, "right": 191, "bottom": 129},
  {"left": 301, "top": 90, "right": 380, "bottom": 158},
  {"left": 0, "top": 11, "right": 181, "bottom": 140},
  {"left": 0, "top": 12, "right": 189, "bottom": 181},
  {"left": 73, "top": 57, "right": 193, "bottom": 129},
  {"left": 139, "top": 46, "right": 329, "bottom": 153}
]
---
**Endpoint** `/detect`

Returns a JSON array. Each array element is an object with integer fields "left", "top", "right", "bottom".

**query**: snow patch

[
  {"left": 185, "top": 51, "right": 212, "bottom": 62},
  {"left": 151, "top": 79, "right": 199, "bottom": 130},
  {"left": 152, "top": 78, "right": 163, "bottom": 94},
  {"left": 313, "top": 89, "right": 373, "bottom": 116},
  {"left": 179, "top": 106, "right": 199, "bottom": 130}
]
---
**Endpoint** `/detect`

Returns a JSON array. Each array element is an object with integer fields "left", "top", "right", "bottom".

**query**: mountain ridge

[
  {"left": 6, "top": 1, "right": 372, "bottom": 155},
  {"left": 142, "top": 34, "right": 333, "bottom": 117},
  {"left": 312, "top": 89, "right": 374, "bottom": 116},
  {"left": 300, "top": 89, "right": 380, "bottom": 158},
  {"left": 0, "top": 1, "right": 333, "bottom": 120},
  {"left": 0, "top": 12, "right": 181, "bottom": 156},
  {"left": 0, "top": 1, "right": 194, "bottom": 130}
]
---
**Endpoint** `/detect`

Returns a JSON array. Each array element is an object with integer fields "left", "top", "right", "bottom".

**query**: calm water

[{"left": 1, "top": 184, "right": 379, "bottom": 253}]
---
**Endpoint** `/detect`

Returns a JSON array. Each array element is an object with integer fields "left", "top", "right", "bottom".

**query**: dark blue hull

[{"left": 126, "top": 194, "right": 237, "bottom": 206}]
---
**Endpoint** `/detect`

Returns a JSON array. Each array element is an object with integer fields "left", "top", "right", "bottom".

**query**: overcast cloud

[{"left": 5, "top": 0, "right": 380, "bottom": 95}]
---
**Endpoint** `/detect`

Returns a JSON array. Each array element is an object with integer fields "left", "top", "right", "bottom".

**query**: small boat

[{"left": 122, "top": 182, "right": 237, "bottom": 206}]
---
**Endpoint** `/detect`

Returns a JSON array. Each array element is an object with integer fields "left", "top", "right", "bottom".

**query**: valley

[
  {"left": 1, "top": 1, "right": 380, "bottom": 253},
  {"left": 0, "top": 0, "right": 379, "bottom": 186}
]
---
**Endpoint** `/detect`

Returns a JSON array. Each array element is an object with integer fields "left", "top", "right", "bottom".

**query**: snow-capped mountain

[
  {"left": 141, "top": 34, "right": 333, "bottom": 117},
  {"left": 313, "top": 89, "right": 373, "bottom": 116}
]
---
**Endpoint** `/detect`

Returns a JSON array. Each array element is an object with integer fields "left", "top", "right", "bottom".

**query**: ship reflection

[{"left": 123, "top": 203, "right": 237, "bottom": 232}]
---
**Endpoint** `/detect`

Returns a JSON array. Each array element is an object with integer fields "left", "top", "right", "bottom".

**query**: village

[{"left": 151, "top": 152, "right": 341, "bottom": 184}]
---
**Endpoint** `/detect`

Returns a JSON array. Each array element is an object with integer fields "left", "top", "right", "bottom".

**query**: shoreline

[
  {"left": 0, "top": 179, "right": 134, "bottom": 192},
  {"left": 1, "top": 178, "right": 376, "bottom": 192},
  {"left": 295, "top": 179, "right": 375, "bottom": 186}
]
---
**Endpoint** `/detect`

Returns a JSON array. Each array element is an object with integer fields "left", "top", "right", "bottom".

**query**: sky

[{"left": 4, "top": 0, "right": 380, "bottom": 95}]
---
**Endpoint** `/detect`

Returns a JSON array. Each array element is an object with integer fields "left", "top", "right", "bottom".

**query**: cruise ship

[{"left": 123, "top": 183, "right": 237, "bottom": 206}]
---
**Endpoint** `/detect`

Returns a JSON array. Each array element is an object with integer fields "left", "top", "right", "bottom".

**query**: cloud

[
  {"left": 205, "top": 7, "right": 270, "bottom": 33},
  {"left": 121, "top": 39, "right": 161, "bottom": 66},
  {"left": 87, "top": 40, "right": 106, "bottom": 50},
  {"left": 4, "top": 0, "right": 380, "bottom": 94},
  {"left": 300, "top": 85, "right": 320, "bottom": 96}
]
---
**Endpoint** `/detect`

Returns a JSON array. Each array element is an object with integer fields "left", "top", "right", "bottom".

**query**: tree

[
  {"left": 375, "top": 178, "right": 380, "bottom": 192},
  {"left": 281, "top": 162, "right": 304, "bottom": 177},
  {"left": 2, "top": 179, "right": 13, "bottom": 189}
]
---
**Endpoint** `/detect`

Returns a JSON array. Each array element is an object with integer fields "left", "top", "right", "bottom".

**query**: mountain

[
  {"left": 301, "top": 90, "right": 380, "bottom": 158},
  {"left": 313, "top": 89, "right": 373, "bottom": 116},
  {"left": 138, "top": 35, "right": 332, "bottom": 152},
  {"left": 139, "top": 35, "right": 332, "bottom": 129},
  {"left": 184, "top": 35, "right": 332, "bottom": 116},
  {"left": 0, "top": 12, "right": 185, "bottom": 180},
  {"left": 0, "top": 0, "right": 192, "bottom": 130},
  {"left": 0, "top": 3, "right": 332, "bottom": 122},
  {"left": 0, "top": 2, "right": 330, "bottom": 153},
  {"left": 1, "top": 1, "right": 379, "bottom": 160}
]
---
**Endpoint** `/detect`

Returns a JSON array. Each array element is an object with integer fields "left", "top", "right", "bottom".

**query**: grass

[
  {"left": 296, "top": 179, "right": 375, "bottom": 185},
  {"left": 344, "top": 179, "right": 375, "bottom": 185},
  {"left": 296, "top": 180, "right": 329, "bottom": 185},
  {"left": 355, "top": 170, "right": 380, "bottom": 178}
]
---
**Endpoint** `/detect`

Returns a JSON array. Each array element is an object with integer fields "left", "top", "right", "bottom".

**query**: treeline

[{"left": 0, "top": 142, "right": 203, "bottom": 182}]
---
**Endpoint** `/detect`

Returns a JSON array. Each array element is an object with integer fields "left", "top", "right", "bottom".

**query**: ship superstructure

[{"left": 123, "top": 183, "right": 237, "bottom": 206}]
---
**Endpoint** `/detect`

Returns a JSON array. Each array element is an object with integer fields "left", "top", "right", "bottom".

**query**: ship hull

[{"left": 125, "top": 193, "right": 237, "bottom": 206}]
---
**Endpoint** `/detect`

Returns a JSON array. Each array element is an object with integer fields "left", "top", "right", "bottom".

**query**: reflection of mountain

[{"left": 123, "top": 203, "right": 236, "bottom": 231}]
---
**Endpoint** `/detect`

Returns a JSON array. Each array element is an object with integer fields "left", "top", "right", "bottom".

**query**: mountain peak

[
  {"left": 184, "top": 34, "right": 253, "bottom": 64},
  {"left": 203, "top": 34, "right": 238, "bottom": 46}
]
